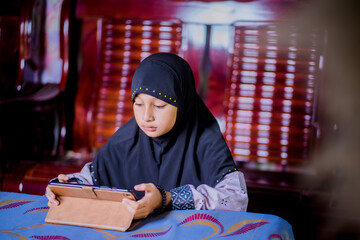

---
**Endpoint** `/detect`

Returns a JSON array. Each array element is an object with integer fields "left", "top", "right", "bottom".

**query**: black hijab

[{"left": 92, "top": 53, "right": 237, "bottom": 191}]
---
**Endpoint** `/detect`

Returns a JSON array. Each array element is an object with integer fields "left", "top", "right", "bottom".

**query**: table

[{"left": 0, "top": 191, "right": 294, "bottom": 239}]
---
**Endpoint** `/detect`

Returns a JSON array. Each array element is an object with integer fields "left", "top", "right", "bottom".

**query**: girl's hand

[
  {"left": 121, "top": 183, "right": 163, "bottom": 220},
  {"left": 45, "top": 174, "right": 70, "bottom": 207}
]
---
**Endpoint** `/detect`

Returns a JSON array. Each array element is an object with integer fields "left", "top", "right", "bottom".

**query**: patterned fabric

[
  {"left": 89, "top": 163, "right": 96, "bottom": 184},
  {"left": 215, "top": 167, "right": 239, "bottom": 184},
  {"left": 193, "top": 171, "right": 248, "bottom": 211},
  {"left": 0, "top": 191, "right": 295, "bottom": 240},
  {"left": 65, "top": 162, "right": 94, "bottom": 186},
  {"left": 171, "top": 185, "right": 195, "bottom": 210}
]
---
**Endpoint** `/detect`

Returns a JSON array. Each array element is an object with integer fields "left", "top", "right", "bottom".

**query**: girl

[{"left": 46, "top": 52, "right": 248, "bottom": 219}]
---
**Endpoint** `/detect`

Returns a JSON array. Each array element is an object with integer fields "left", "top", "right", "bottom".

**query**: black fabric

[{"left": 93, "top": 53, "right": 237, "bottom": 191}]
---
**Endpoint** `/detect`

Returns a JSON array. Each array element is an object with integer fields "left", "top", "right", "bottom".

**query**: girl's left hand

[{"left": 121, "top": 183, "right": 162, "bottom": 219}]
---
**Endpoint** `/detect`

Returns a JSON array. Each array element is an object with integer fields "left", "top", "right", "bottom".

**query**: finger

[
  {"left": 133, "top": 210, "right": 149, "bottom": 220},
  {"left": 122, "top": 197, "right": 139, "bottom": 208},
  {"left": 48, "top": 195, "right": 59, "bottom": 205},
  {"left": 58, "top": 174, "right": 69, "bottom": 182},
  {"left": 122, "top": 198, "right": 144, "bottom": 218},
  {"left": 134, "top": 183, "right": 146, "bottom": 191},
  {"left": 46, "top": 196, "right": 59, "bottom": 206},
  {"left": 122, "top": 200, "right": 136, "bottom": 215},
  {"left": 49, "top": 199, "right": 59, "bottom": 206},
  {"left": 122, "top": 198, "right": 146, "bottom": 211},
  {"left": 135, "top": 183, "right": 157, "bottom": 193},
  {"left": 45, "top": 187, "right": 59, "bottom": 205},
  {"left": 46, "top": 187, "right": 55, "bottom": 199},
  {"left": 128, "top": 203, "right": 149, "bottom": 220}
]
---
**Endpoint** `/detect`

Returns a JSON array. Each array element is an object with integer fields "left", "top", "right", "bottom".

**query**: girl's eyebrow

[
  {"left": 134, "top": 96, "right": 144, "bottom": 101},
  {"left": 154, "top": 100, "right": 167, "bottom": 105}
]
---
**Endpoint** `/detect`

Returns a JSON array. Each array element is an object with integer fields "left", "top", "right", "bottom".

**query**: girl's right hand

[{"left": 45, "top": 174, "right": 70, "bottom": 207}]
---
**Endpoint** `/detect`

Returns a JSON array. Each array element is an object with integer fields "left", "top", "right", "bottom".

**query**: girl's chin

[{"left": 142, "top": 130, "right": 160, "bottom": 138}]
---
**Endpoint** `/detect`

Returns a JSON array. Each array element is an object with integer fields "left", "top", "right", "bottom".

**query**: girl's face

[{"left": 133, "top": 93, "right": 177, "bottom": 137}]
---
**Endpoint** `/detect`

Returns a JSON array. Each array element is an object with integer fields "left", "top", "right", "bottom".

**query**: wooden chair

[
  {"left": 223, "top": 23, "right": 322, "bottom": 167},
  {"left": 73, "top": 19, "right": 183, "bottom": 153},
  {"left": 0, "top": 0, "right": 71, "bottom": 159},
  {"left": 1, "top": 0, "right": 74, "bottom": 194}
]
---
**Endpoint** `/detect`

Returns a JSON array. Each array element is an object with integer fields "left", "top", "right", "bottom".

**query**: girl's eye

[
  {"left": 134, "top": 102, "right": 143, "bottom": 107},
  {"left": 155, "top": 105, "right": 165, "bottom": 109}
]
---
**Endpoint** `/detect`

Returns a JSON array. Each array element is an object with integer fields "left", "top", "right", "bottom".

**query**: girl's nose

[{"left": 143, "top": 106, "right": 154, "bottom": 121}]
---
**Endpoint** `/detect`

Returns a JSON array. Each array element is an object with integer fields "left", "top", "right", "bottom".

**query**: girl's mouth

[{"left": 143, "top": 125, "right": 156, "bottom": 132}]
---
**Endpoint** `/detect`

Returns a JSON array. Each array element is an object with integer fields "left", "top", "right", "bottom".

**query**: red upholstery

[{"left": 223, "top": 24, "right": 321, "bottom": 165}]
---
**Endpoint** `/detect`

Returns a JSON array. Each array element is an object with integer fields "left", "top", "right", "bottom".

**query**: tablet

[
  {"left": 45, "top": 182, "right": 138, "bottom": 231},
  {"left": 47, "top": 181, "right": 138, "bottom": 201}
]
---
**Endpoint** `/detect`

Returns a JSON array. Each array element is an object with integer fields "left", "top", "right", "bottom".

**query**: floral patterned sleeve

[
  {"left": 64, "top": 162, "right": 94, "bottom": 185},
  {"left": 170, "top": 171, "right": 248, "bottom": 211}
]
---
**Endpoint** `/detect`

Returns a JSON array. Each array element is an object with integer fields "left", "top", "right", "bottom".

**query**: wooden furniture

[
  {"left": 3, "top": 0, "right": 316, "bottom": 165},
  {"left": 0, "top": 0, "right": 71, "bottom": 161},
  {"left": 224, "top": 23, "right": 322, "bottom": 166},
  {"left": 71, "top": 0, "right": 312, "bottom": 162},
  {"left": 73, "top": 19, "right": 183, "bottom": 153},
  {"left": 0, "top": 0, "right": 73, "bottom": 193}
]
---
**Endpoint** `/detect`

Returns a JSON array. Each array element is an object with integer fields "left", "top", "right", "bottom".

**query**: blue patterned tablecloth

[{"left": 0, "top": 191, "right": 294, "bottom": 240}]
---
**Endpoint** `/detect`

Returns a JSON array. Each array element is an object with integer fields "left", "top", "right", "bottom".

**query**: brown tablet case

[{"left": 45, "top": 184, "right": 136, "bottom": 231}]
